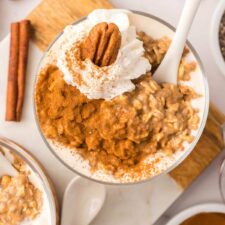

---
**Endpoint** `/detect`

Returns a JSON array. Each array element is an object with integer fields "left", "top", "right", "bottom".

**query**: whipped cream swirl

[{"left": 57, "top": 9, "right": 151, "bottom": 100}]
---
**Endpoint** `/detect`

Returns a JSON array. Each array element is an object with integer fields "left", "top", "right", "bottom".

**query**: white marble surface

[{"left": 0, "top": 0, "right": 225, "bottom": 224}]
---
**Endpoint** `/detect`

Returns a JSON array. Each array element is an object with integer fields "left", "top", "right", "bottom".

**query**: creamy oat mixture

[
  {"left": 0, "top": 175, "right": 42, "bottom": 225},
  {"left": 35, "top": 30, "right": 200, "bottom": 179},
  {"left": 0, "top": 146, "right": 51, "bottom": 225},
  {"left": 0, "top": 153, "right": 43, "bottom": 225}
]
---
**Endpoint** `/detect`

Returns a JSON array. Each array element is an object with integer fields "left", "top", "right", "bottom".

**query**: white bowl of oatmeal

[
  {"left": 0, "top": 137, "right": 59, "bottom": 225},
  {"left": 34, "top": 9, "right": 209, "bottom": 184}
]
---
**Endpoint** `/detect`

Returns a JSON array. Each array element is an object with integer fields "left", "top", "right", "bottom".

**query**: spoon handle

[
  {"left": 0, "top": 152, "right": 18, "bottom": 177},
  {"left": 154, "top": 0, "right": 202, "bottom": 84}
]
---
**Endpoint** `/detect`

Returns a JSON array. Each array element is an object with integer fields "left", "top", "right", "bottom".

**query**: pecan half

[{"left": 81, "top": 22, "right": 121, "bottom": 67}]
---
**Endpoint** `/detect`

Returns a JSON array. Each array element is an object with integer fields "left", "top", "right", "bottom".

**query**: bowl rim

[
  {"left": 210, "top": 0, "right": 225, "bottom": 76},
  {"left": 0, "top": 136, "right": 59, "bottom": 225},
  {"left": 33, "top": 10, "right": 209, "bottom": 185},
  {"left": 165, "top": 203, "right": 225, "bottom": 225}
]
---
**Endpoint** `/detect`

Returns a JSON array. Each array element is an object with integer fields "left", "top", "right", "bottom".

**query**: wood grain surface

[{"left": 27, "top": 0, "right": 225, "bottom": 189}]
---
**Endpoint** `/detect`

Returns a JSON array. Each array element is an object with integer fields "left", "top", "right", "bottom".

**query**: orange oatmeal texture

[{"left": 35, "top": 33, "right": 199, "bottom": 178}]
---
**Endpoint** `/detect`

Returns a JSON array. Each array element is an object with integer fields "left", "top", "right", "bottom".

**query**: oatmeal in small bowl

[
  {"left": 34, "top": 9, "right": 209, "bottom": 184},
  {"left": 0, "top": 137, "right": 58, "bottom": 225}
]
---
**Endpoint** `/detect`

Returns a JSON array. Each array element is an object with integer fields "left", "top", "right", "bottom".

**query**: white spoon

[
  {"left": 0, "top": 151, "right": 18, "bottom": 177},
  {"left": 61, "top": 176, "right": 106, "bottom": 225},
  {"left": 154, "top": 0, "right": 202, "bottom": 84}
]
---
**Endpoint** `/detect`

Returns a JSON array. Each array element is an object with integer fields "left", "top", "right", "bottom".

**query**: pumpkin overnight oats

[
  {"left": 35, "top": 9, "right": 206, "bottom": 183},
  {"left": 0, "top": 145, "right": 52, "bottom": 225}
]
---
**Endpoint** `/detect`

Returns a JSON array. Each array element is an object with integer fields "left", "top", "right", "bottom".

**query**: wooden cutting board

[{"left": 27, "top": 0, "right": 225, "bottom": 189}]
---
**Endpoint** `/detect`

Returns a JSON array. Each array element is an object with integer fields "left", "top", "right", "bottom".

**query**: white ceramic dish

[
  {"left": 34, "top": 10, "right": 209, "bottom": 184},
  {"left": 166, "top": 203, "right": 225, "bottom": 225},
  {"left": 210, "top": 0, "right": 225, "bottom": 76},
  {"left": 0, "top": 136, "right": 59, "bottom": 225}
]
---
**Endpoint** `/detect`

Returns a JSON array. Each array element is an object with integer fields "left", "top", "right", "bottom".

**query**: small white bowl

[
  {"left": 166, "top": 203, "right": 225, "bottom": 225},
  {"left": 210, "top": 0, "right": 225, "bottom": 76}
]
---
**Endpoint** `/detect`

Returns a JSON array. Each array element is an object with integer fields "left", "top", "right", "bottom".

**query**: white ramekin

[
  {"left": 210, "top": 0, "right": 225, "bottom": 76},
  {"left": 166, "top": 203, "right": 225, "bottom": 225}
]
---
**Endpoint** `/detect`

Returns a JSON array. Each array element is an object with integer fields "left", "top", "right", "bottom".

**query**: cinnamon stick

[
  {"left": 5, "top": 20, "right": 30, "bottom": 122},
  {"left": 16, "top": 20, "right": 30, "bottom": 121},
  {"left": 5, "top": 22, "right": 20, "bottom": 121}
]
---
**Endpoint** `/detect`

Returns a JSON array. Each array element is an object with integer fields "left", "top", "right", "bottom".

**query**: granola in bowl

[{"left": 34, "top": 9, "right": 208, "bottom": 183}]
